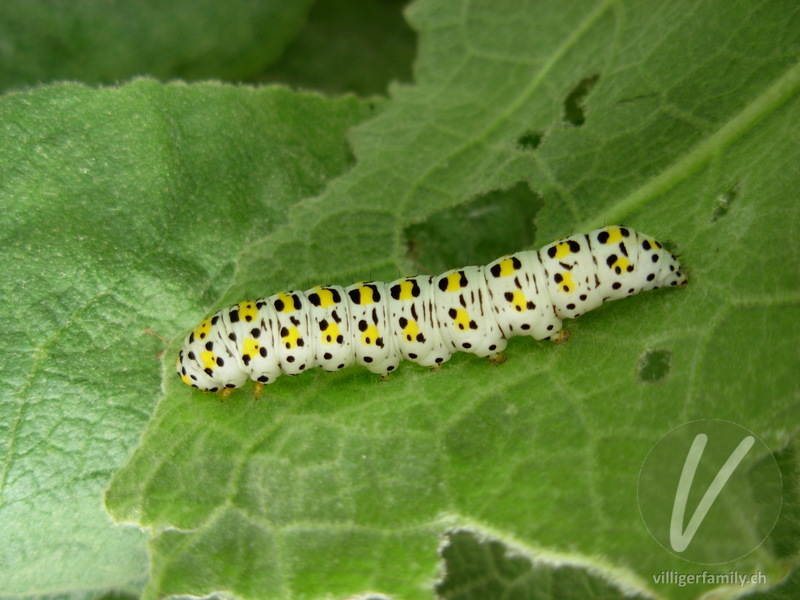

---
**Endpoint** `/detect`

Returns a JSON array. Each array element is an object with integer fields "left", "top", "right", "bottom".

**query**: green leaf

[
  {"left": 0, "top": 0, "right": 314, "bottom": 90},
  {"left": 106, "top": 0, "right": 799, "bottom": 597},
  {"left": 0, "top": 80, "right": 378, "bottom": 597},
  {"left": 2, "top": 1, "right": 799, "bottom": 599}
]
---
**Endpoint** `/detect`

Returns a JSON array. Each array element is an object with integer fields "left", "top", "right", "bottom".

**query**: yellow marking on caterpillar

[
  {"left": 356, "top": 285, "right": 376, "bottom": 304},
  {"left": 609, "top": 255, "right": 631, "bottom": 275},
  {"left": 276, "top": 292, "right": 296, "bottom": 313},
  {"left": 444, "top": 272, "right": 463, "bottom": 292},
  {"left": 194, "top": 318, "right": 213, "bottom": 340},
  {"left": 496, "top": 257, "right": 518, "bottom": 277},
  {"left": 557, "top": 271, "right": 575, "bottom": 294},
  {"left": 397, "top": 280, "right": 417, "bottom": 301},
  {"left": 552, "top": 242, "right": 573, "bottom": 258},
  {"left": 508, "top": 290, "right": 527, "bottom": 312},
  {"left": 201, "top": 350, "right": 216, "bottom": 371},
  {"left": 240, "top": 301, "right": 258, "bottom": 322},
  {"left": 320, "top": 320, "right": 341, "bottom": 345},
  {"left": 451, "top": 309, "right": 471, "bottom": 331},
  {"left": 361, "top": 324, "right": 379, "bottom": 346},
  {"left": 243, "top": 337, "right": 261, "bottom": 358},
  {"left": 176, "top": 355, "right": 193, "bottom": 385},
  {"left": 602, "top": 227, "right": 625, "bottom": 244},
  {"left": 402, "top": 318, "right": 419, "bottom": 341},
  {"left": 312, "top": 287, "right": 338, "bottom": 308},
  {"left": 282, "top": 326, "right": 301, "bottom": 349}
]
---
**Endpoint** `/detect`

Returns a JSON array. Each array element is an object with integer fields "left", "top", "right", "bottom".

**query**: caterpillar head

[
  {"left": 637, "top": 233, "right": 688, "bottom": 291},
  {"left": 176, "top": 349, "right": 218, "bottom": 391},
  {"left": 588, "top": 227, "right": 688, "bottom": 302},
  {"left": 175, "top": 313, "right": 248, "bottom": 392}
]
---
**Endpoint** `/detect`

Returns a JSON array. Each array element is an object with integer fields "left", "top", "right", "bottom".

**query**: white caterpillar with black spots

[{"left": 177, "top": 226, "right": 687, "bottom": 396}]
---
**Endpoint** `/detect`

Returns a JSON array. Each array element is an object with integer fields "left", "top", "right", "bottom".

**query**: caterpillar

[{"left": 176, "top": 226, "right": 687, "bottom": 396}]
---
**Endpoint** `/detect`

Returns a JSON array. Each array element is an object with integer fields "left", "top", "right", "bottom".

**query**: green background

[{"left": 0, "top": 1, "right": 797, "bottom": 599}]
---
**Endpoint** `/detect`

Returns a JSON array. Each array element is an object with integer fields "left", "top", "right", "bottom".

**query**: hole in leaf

[
  {"left": 93, "top": 593, "right": 140, "bottom": 600},
  {"left": 760, "top": 440, "right": 800, "bottom": 559},
  {"left": 437, "top": 530, "right": 650, "bottom": 599},
  {"left": 711, "top": 182, "right": 739, "bottom": 222},
  {"left": 563, "top": 74, "right": 600, "bottom": 126},
  {"left": 637, "top": 349, "right": 672, "bottom": 383},
  {"left": 404, "top": 182, "right": 544, "bottom": 274},
  {"left": 656, "top": 236, "right": 681, "bottom": 258},
  {"left": 516, "top": 130, "right": 543, "bottom": 150}
]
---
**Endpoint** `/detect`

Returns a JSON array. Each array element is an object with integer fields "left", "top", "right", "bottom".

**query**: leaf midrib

[{"left": 578, "top": 59, "right": 800, "bottom": 231}]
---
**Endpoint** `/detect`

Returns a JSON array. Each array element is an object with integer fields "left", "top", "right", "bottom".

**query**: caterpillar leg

[
  {"left": 381, "top": 374, "right": 391, "bottom": 382},
  {"left": 488, "top": 352, "right": 507, "bottom": 366},
  {"left": 253, "top": 381, "right": 265, "bottom": 399},
  {"left": 430, "top": 364, "right": 442, "bottom": 372},
  {"left": 551, "top": 330, "right": 570, "bottom": 344},
  {"left": 217, "top": 387, "right": 235, "bottom": 401}
]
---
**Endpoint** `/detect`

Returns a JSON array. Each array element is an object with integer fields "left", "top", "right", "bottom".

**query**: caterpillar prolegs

[{"left": 176, "top": 226, "right": 687, "bottom": 395}]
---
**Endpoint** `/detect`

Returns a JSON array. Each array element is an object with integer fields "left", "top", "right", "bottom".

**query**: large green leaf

[
  {"left": 1, "top": 0, "right": 798, "bottom": 599},
  {"left": 107, "top": 0, "right": 799, "bottom": 597},
  {"left": 0, "top": 81, "right": 378, "bottom": 597}
]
